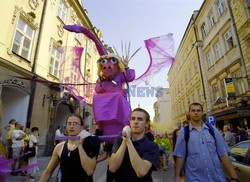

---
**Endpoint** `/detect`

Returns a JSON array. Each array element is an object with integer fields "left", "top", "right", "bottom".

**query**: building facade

[
  {"left": 229, "top": 0, "right": 250, "bottom": 86},
  {"left": 168, "top": 12, "right": 206, "bottom": 128},
  {"left": 195, "top": 0, "right": 250, "bottom": 131},
  {"left": 0, "top": 0, "right": 102, "bottom": 155},
  {"left": 153, "top": 88, "right": 172, "bottom": 132},
  {"left": 168, "top": 0, "right": 250, "bottom": 130}
]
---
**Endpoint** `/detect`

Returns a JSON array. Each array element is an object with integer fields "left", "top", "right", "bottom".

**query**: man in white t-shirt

[
  {"left": 28, "top": 127, "right": 39, "bottom": 181},
  {"left": 11, "top": 122, "right": 26, "bottom": 175},
  {"left": 55, "top": 126, "right": 63, "bottom": 145}
]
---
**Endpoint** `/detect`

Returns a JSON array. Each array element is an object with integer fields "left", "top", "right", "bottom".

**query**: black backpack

[{"left": 184, "top": 123, "right": 216, "bottom": 160}]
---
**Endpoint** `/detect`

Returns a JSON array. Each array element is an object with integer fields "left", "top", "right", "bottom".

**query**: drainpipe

[
  {"left": 226, "top": 0, "right": 249, "bottom": 90},
  {"left": 26, "top": 0, "right": 48, "bottom": 128},
  {"left": 193, "top": 21, "right": 212, "bottom": 114}
]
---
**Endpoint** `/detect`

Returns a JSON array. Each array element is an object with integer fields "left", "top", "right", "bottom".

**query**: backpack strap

[
  {"left": 184, "top": 124, "right": 189, "bottom": 160},
  {"left": 184, "top": 123, "right": 217, "bottom": 161},
  {"left": 205, "top": 123, "right": 215, "bottom": 141},
  {"left": 205, "top": 122, "right": 221, "bottom": 161}
]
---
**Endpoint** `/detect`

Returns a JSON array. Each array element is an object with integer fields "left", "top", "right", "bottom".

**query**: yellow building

[
  {"left": 195, "top": 0, "right": 249, "bottom": 130},
  {"left": 229, "top": 0, "right": 250, "bottom": 87},
  {"left": 168, "top": 0, "right": 250, "bottom": 129},
  {"left": 0, "top": 0, "right": 102, "bottom": 155},
  {"left": 168, "top": 12, "right": 206, "bottom": 128}
]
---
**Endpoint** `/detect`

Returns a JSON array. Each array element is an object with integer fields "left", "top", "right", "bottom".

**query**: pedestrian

[
  {"left": 237, "top": 125, "right": 247, "bottom": 142},
  {"left": 5, "top": 119, "right": 16, "bottom": 159},
  {"left": 40, "top": 113, "right": 100, "bottom": 182},
  {"left": 154, "top": 133, "right": 170, "bottom": 170},
  {"left": 20, "top": 128, "right": 30, "bottom": 177},
  {"left": 28, "top": 127, "right": 39, "bottom": 181},
  {"left": 99, "top": 120, "right": 155, "bottom": 182},
  {"left": 11, "top": 122, "right": 27, "bottom": 175},
  {"left": 108, "top": 108, "right": 159, "bottom": 182},
  {"left": 55, "top": 126, "right": 63, "bottom": 145},
  {"left": 223, "top": 125, "right": 236, "bottom": 147},
  {"left": 145, "top": 124, "right": 154, "bottom": 141},
  {"left": 174, "top": 102, "right": 239, "bottom": 182},
  {"left": 172, "top": 128, "right": 180, "bottom": 155}
]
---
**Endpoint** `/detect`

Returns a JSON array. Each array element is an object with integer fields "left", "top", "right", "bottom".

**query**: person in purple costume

[{"left": 93, "top": 53, "right": 135, "bottom": 138}]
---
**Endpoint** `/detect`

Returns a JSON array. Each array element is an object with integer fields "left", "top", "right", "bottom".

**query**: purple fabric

[
  {"left": 134, "top": 33, "right": 175, "bottom": 84},
  {"left": 55, "top": 136, "right": 80, "bottom": 141},
  {"left": 0, "top": 155, "right": 39, "bottom": 174},
  {"left": 63, "top": 24, "right": 106, "bottom": 56},
  {"left": 93, "top": 69, "right": 135, "bottom": 135}
]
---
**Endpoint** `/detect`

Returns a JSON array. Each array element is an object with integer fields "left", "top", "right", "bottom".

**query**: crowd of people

[
  {"left": 1, "top": 95, "right": 249, "bottom": 182},
  {"left": 1, "top": 118, "right": 40, "bottom": 181},
  {"left": 39, "top": 102, "right": 247, "bottom": 182}
]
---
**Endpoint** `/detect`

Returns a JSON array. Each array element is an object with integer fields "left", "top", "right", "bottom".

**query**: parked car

[{"left": 223, "top": 140, "right": 250, "bottom": 182}]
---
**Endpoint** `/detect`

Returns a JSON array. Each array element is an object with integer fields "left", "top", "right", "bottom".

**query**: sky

[{"left": 82, "top": 0, "right": 204, "bottom": 120}]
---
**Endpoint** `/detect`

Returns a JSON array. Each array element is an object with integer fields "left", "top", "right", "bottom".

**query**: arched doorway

[{"left": 1, "top": 86, "right": 30, "bottom": 139}]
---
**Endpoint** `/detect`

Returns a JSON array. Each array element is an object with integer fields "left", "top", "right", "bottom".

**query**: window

[
  {"left": 214, "top": 42, "right": 223, "bottom": 60},
  {"left": 193, "top": 61, "right": 198, "bottom": 74},
  {"left": 212, "top": 84, "right": 220, "bottom": 101},
  {"left": 207, "top": 51, "right": 214, "bottom": 68},
  {"left": 224, "top": 29, "right": 234, "bottom": 51},
  {"left": 217, "top": 0, "right": 225, "bottom": 16},
  {"left": 208, "top": 12, "right": 215, "bottom": 28},
  {"left": 232, "top": 69, "right": 246, "bottom": 95},
  {"left": 49, "top": 46, "right": 61, "bottom": 77},
  {"left": 58, "top": 0, "right": 67, "bottom": 23},
  {"left": 71, "top": 64, "right": 78, "bottom": 83},
  {"left": 201, "top": 23, "right": 207, "bottom": 38},
  {"left": 12, "top": 17, "right": 34, "bottom": 60},
  {"left": 229, "top": 142, "right": 250, "bottom": 164}
]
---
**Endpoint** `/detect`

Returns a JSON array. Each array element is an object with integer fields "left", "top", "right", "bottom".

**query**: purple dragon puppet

[{"left": 62, "top": 24, "right": 174, "bottom": 143}]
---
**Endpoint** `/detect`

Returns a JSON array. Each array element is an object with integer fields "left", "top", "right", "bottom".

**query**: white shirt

[
  {"left": 78, "top": 129, "right": 91, "bottom": 138},
  {"left": 56, "top": 129, "right": 63, "bottom": 137},
  {"left": 29, "top": 134, "right": 38, "bottom": 148},
  {"left": 11, "top": 129, "right": 25, "bottom": 148}
]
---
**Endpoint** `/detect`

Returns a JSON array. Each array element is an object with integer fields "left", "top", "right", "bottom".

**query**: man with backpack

[{"left": 174, "top": 102, "right": 239, "bottom": 182}]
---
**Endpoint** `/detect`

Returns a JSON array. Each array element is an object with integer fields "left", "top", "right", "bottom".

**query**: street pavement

[{"left": 6, "top": 156, "right": 173, "bottom": 182}]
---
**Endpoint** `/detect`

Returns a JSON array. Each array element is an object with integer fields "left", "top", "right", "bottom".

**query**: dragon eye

[
  {"left": 110, "top": 58, "right": 117, "bottom": 64},
  {"left": 101, "top": 59, "right": 108, "bottom": 65}
]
